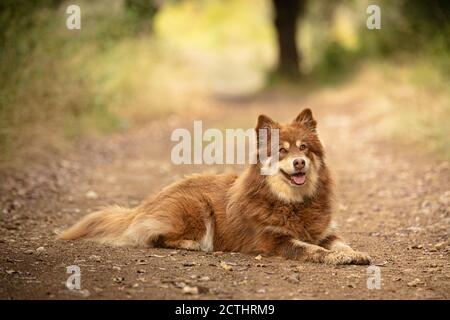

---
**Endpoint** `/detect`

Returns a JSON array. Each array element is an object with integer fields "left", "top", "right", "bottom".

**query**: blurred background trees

[
  {"left": 271, "top": 0, "right": 305, "bottom": 79},
  {"left": 0, "top": 0, "right": 449, "bottom": 166},
  {"left": 125, "top": 0, "right": 161, "bottom": 31}
]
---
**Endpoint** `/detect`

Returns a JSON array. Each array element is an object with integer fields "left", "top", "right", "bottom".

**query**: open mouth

[{"left": 280, "top": 169, "right": 307, "bottom": 186}]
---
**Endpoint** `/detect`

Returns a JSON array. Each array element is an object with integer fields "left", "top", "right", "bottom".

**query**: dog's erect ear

[
  {"left": 255, "top": 115, "right": 277, "bottom": 152},
  {"left": 294, "top": 108, "right": 317, "bottom": 131},
  {"left": 256, "top": 114, "right": 277, "bottom": 132}
]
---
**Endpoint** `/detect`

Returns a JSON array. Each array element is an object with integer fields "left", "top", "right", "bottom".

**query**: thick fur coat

[{"left": 59, "top": 109, "right": 371, "bottom": 265}]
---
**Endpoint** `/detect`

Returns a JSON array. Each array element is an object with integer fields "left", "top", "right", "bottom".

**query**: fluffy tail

[{"left": 57, "top": 206, "right": 138, "bottom": 246}]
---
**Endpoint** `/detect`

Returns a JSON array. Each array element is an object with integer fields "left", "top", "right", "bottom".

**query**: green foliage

[
  {"left": 0, "top": 0, "right": 158, "bottom": 165},
  {"left": 313, "top": 41, "right": 361, "bottom": 84},
  {"left": 358, "top": 0, "right": 450, "bottom": 60},
  {"left": 124, "top": 0, "right": 160, "bottom": 31},
  {"left": 300, "top": 0, "right": 450, "bottom": 82},
  {"left": 0, "top": 0, "right": 448, "bottom": 165}
]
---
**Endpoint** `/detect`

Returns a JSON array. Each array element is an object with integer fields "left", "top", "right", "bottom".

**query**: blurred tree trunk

[
  {"left": 125, "top": 0, "right": 161, "bottom": 31},
  {"left": 272, "top": 0, "right": 307, "bottom": 79}
]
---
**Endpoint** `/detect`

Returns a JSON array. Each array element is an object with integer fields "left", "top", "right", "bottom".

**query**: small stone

[
  {"left": 182, "top": 286, "right": 199, "bottom": 295},
  {"left": 36, "top": 246, "right": 45, "bottom": 253},
  {"left": 174, "top": 282, "right": 186, "bottom": 288},
  {"left": 407, "top": 278, "right": 422, "bottom": 287},
  {"left": 257, "top": 288, "right": 266, "bottom": 294},
  {"left": 85, "top": 191, "right": 98, "bottom": 199},
  {"left": 199, "top": 276, "right": 211, "bottom": 281},
  {"left": 254, "top": 255, "right": 262, "bottom": 260},
  {"left": 293, "top": 266, "right": 305, "bottom": 273},
  {"left": 434, "top": 242, "right": 446, "bottom": 250},
  {"left": 112, "top": 266, "right": 121, "bottom": 271},
  {"left": 89, "top": 255, "right": 101, "bottom": 262},
  {"left": 219, "top": 261, "right": 233, "bottom": 271},
  {"left": 370, "top": 232, "right": 381, "bottom": 237},
  {"left": 112, "top": 277, "right": 124, "bottom": 283},
  {"left": 287, "top": 274, "right": 300, "bottom": 283}
]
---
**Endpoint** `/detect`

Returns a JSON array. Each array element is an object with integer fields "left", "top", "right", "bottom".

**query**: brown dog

[{"left": 59, "top": 109, "right": 371, "bottom": 265}]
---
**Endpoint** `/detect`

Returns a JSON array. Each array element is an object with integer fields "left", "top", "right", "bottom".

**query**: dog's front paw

[
  {"left": 324, "top": 251, "right": 372, "bottom": 265},
  {"left": 348, "top": 250, "right": 372, "bottom": 265}
]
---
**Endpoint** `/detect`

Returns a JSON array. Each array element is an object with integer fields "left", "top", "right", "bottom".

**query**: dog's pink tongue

[{"left": 291, "top": 174, "right": 306, "bottom": 185}]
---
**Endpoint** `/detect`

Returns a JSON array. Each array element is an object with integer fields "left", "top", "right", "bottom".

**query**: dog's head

[{"left": 256, "top": 109, "right": 325, "bottom": 202}]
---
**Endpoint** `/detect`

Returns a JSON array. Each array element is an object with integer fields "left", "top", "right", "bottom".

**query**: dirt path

[{"left": 1, "top": 83, "right": 449, "bottom": 300}]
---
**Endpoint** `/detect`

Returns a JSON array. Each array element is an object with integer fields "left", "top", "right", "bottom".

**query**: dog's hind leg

[
  {"left": 121, "top": 214, "right": 176, "bottom": 247},
  {"left": 157, "top": 214, "right": 215, "bottom": 252},
  {"left": 121, "top": 199, "right": 215, "bottom": 251},
  {"left": 163, "top": 239, "right": 201, "bottom": 251}
]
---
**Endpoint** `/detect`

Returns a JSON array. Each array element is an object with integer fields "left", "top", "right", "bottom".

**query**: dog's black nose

[{"left": 293, "top": 158, "right": 305, "bottom": 169}]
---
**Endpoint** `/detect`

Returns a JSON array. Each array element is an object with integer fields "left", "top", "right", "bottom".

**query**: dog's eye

[
  {"left": 299, "top": 144, "right": 307, "bottom": 150},
  {"left": 279, "top": 147, "right": 288, "bottom": 154}
]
